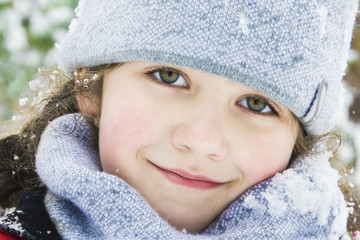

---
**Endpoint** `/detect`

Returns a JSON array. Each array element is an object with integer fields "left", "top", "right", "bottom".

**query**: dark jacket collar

[{"left": 0, "top": 188, "right": 61, "bottom": 240}]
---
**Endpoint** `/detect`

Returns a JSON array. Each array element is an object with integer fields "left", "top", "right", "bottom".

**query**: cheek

[
  {"left": 238, "top": 130, "right": 295, "bottom": 184},
  {"left": 98, "top": 94, "right": 156, "bottom": 174}
]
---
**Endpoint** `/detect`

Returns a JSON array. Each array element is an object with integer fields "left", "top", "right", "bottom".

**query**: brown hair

[
  {"left": 0, "top": 64, "right": 358, "bottom": 230},
  {"left": 0, "top": 63, "right": 117, "bottom": 208}
]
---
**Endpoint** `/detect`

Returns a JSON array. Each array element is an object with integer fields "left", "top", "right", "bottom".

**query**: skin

[{"left": 79, "top": 61, "right": 299, "bottom": 233}]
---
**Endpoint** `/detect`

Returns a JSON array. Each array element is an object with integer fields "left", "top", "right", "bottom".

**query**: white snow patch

[
  {"left": 238, "top": 13, "right": 250, "bottom": 36},
  {"left": 0, "top": 208, "right": 25, "bottom": 234},
  {"left": 92, "top": 74, "right": 98, "bottom": 80},
  {"left": 18, "top": 98, "right": 29, "bottom": 106},
  {"left": 29, "top": 79, "right": 41, "bottom": 91},
  {"left": 317, "top": 6, "right": 328, "bottom": 38},
  {"left": 260, "top": 191, "right": 287, "bottom": 217},
  {"left": 245, "top": 150, "right": 348, "bottom": 237},
  {"left": 243, "top": 193, "right": 267, "bottom": 214}
]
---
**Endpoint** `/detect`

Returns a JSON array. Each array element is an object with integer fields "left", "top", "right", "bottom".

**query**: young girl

[{"left": 0, "top": 0, "right": 359, "bottom": 239}]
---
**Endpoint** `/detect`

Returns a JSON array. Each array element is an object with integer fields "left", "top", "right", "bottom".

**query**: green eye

[
  {"left": 159, "top": 70, "right": 179, "bottom": 84},
  {"left": 247, "top": 97, "right": 267, "bottom": 112},
  {"left": 152, "top": 68, "right": 188, "bottom": 87},
  {"left": 237, "top": 96, "right": 274, "bottom": 114}
]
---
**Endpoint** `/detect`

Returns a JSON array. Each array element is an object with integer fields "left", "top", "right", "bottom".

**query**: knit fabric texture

[
  {"left": 35, "top": 114, "right": 348, "bottom": 240},
  {"left": 57, "top": 0, "right": 358, "bottom": 135}
]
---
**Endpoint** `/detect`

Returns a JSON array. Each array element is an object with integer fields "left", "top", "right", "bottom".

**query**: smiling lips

[{"left": 151, "top": 162, "right": 226, "bottom": 190}]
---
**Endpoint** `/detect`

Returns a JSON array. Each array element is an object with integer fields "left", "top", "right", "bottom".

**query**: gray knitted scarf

[{"left": 35, "top": 114, "right": 348, "bottom": 240}]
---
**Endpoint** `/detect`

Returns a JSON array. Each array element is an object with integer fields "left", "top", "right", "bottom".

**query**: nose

[{"left": 172, "top": 113, "right": 228, "bottom": 161}]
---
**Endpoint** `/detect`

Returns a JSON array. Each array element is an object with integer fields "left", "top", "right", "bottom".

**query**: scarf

[{"left": 35, "top": 114, "right": 348, "bottom": 240}]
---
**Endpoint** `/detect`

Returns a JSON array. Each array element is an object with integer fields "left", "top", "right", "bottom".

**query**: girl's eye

[
  {"left": 153, "top": 70, "right": 188, "bottom": 87},
  {"left": 237, "top": 96, "right": 276, "bottom": 115}
]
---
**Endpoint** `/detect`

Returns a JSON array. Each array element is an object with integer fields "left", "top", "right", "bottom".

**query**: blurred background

[
  {"left": 0, "top": 1, "right": 359, "bottom": 182},
  {"left": 0, "top": 0, "right": 76, "bottom": 121}
]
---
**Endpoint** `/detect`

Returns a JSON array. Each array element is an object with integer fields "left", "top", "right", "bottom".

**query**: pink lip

[{"left": 151, "top": 162, "right": 226, "bottom": 190}]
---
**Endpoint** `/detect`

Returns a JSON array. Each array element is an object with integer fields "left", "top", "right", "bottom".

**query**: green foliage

[{"left": 0, "top": 0, "right": 76, "bottom": 120}]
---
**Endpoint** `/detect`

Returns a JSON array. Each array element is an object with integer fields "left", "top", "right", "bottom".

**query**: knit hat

[{"left": 57, "top": 0, "right": 358, "bottom": 135}]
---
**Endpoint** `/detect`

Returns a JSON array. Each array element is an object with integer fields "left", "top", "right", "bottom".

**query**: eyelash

[{"left": 145, "top": 66, "right": 279, "bottom": 116}]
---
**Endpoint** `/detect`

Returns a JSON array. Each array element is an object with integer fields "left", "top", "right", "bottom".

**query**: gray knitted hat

[{"left": 57, "top": 0, "right": 358, "bottom": 135}]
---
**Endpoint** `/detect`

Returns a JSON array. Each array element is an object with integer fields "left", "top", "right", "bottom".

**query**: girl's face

[{"left": 98, "top": 62, "right": 299, "bottom": 232}]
